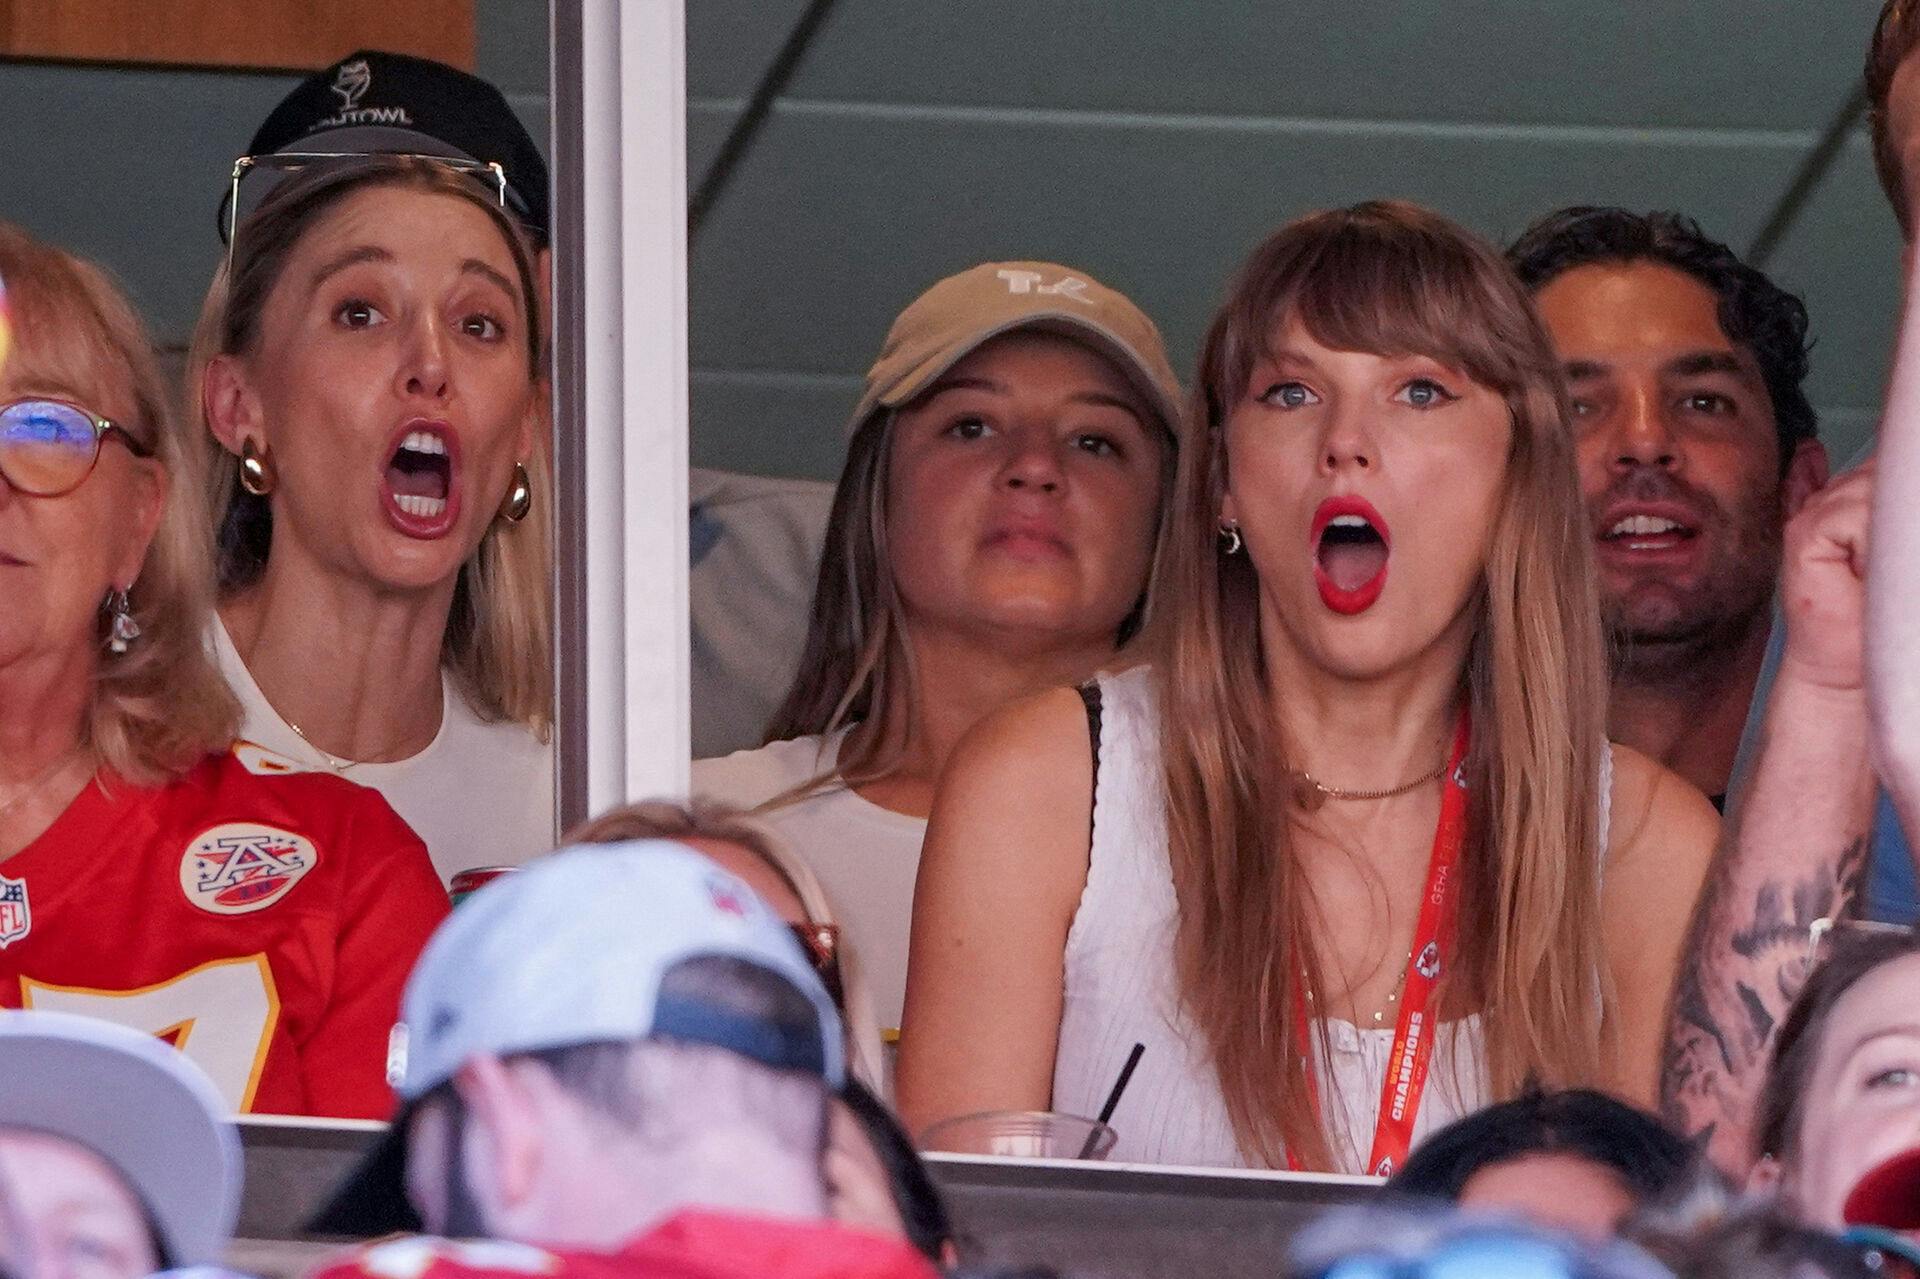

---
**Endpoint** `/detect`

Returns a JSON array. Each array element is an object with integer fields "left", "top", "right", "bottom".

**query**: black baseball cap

[{"left": 225, "top": 49, "right": 549, "bottom": 244}]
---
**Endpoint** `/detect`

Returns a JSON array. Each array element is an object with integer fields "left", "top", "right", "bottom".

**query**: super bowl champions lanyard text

[{"left": 1288, "top": 708, "right": 1471, "bottom": 1177}]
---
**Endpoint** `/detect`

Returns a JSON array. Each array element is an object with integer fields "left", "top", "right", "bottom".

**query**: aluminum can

[{"left": 449, "top": 865, "right": 518, "bottom": 907}]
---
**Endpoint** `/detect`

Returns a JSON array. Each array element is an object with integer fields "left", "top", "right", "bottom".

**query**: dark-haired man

[
  {"left": 1508, "top": 209, "right": 1829, "bottom": 811},
  {"left": 1511, "top": 211, "right": 1905, "bottom": 1175}
]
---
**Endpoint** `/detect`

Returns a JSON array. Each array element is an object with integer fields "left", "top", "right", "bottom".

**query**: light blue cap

[{"left": 388, "top": 841, "right": 845, "bottom": 1099}]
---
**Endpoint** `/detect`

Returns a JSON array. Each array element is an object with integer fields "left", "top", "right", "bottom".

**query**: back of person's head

[
  {"left": 1628, "top": 1185, "right": 1880, "bottom": 1279},
  {"left": 1389, "top": 1088, "right": 1696, "bottom": 1236},
  {"left": 1162, "top": 199, "right": 1610, "bottom": 1170},
  {"left": 1505, "top": 206, "right": 1816, "bottom": 470},
  {"left": 1286, "top": 1204, "right": 1675, "bottom": 1279},
  {"left": 0, "top": 223, "right": 238, "bottom": 783},
  {"left": 563, "top": 798, "right": 888, "bottom": 1091},
  {"left": 1752, "top": 924, "right": 1920, "bottom": 1227},
  {"left": 413, "top": 958, "right": 837, "bottom": 1241},
  {"left": 835, "top": 1078, "right": 954, "bottom": 1262},
  {"left": 315, "top": 842, "right": 850, "bottom": 1247},
  {"left": 1868, "top": 1, "right": 1920, "bottom": 240}
]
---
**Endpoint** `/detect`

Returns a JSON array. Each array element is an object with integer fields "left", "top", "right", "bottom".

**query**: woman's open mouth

[
  {"left": 1311, "top": 496, "right": 1390, "bottom": 615},
  {"left": 381, "top": 420, "right": 462, "bottom": 539}
]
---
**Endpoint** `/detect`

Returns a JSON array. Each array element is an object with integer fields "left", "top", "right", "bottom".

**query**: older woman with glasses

[{"left": 0, "top": 223, "right": 447, "bottom": 1119}]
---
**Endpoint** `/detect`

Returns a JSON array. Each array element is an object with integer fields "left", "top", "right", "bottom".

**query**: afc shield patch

[
  {"left": 0, "top": 875, "right": 29, "bottom": 948},
  {"left": 181, "top": 824, "right": 317, "bottom": 915}
]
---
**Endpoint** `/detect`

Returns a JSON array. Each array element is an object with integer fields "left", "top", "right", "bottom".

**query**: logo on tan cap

[{"left": 995, "top": 268, "right": 1093, "bottom": 304}]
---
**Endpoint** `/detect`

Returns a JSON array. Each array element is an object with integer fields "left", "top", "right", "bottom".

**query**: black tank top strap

[{"left": 1077, "top": 679, "right": 1103, "bottom": 840}]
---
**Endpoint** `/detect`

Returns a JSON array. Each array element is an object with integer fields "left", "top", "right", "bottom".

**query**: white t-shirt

[
  {"left": 692, "top": 732, "right": 925, "bottom": 1030},
  {"left": 211, "top": 620, "right": 555, "bottom": 883}
]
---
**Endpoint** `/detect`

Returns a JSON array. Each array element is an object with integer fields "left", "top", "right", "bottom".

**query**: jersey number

[{"left": 22, "top": 954, "right": 281, "bottom": 1111}]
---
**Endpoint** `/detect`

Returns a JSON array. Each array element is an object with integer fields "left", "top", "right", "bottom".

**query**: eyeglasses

[
  {"left": 0, "top": 398, "right": 154, "bottom": 497},
  {"left": 223, "top": 151, "right": 510, "bottom": 276},
  {"left": 789, "top": 922, "right": 846, "bottom": 1008}
]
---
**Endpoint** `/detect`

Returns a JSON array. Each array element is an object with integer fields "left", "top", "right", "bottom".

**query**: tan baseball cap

[{"left": 848, "top": 261, "right": 1184, "bottom": 441}]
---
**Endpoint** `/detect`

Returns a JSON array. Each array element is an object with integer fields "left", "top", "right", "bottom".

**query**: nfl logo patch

[{"left": 0, "top": 875, "right": 29, "bottom": 949}]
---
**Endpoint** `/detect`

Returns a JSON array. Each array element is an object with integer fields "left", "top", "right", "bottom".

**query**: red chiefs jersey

[
  {"left": 0, "top": 747, "right": 449, "bottom": 1119},
  {"left": 305, "top": 1213, "right": 940, "bottom": 1279}
]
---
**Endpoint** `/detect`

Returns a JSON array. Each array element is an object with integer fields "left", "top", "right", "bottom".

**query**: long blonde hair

[
  {"left": 190, "top": 157, "right": 552, "bottom": 733},
  {"left": 1158, "top": 201, "right": 1610, "bottom": 1169},
  {"left": 0, "top": 222, "right": 239, "bottom": 784}
]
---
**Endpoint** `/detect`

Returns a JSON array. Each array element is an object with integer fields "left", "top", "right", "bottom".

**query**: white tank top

[{"left": 1050, "top": 666, "right": 1613, "bottom": 1173}]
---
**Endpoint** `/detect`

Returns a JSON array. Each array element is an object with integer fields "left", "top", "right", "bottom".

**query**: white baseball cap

[
  {"left": 314, "top": 841, "right": 842, "bottom": 1235},
  {"left": 0, "top": 1011, "right": 241, "bottom": 1266}
]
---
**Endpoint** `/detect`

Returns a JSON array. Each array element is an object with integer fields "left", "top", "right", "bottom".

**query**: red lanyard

[{"left": 1286, "top": 708, "right": 1471, "bottom": 1176}]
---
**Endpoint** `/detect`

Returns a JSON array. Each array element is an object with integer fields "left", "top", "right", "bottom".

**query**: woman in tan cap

[
  {"left": 694, "top": 262, "right": 1182, "bottom": 1038},
  {"left": 898, "top": 203, "right": 1719, "bottom": 1171}
]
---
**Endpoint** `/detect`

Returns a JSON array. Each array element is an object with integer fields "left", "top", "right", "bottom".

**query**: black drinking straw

[{"left": 1078, "top": 1042, "right": 1145, "bottom": 1158}]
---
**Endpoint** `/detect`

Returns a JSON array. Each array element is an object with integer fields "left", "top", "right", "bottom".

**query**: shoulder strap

[{"left": 1078, "top": 680, "right": 1104, "bottom": 841}]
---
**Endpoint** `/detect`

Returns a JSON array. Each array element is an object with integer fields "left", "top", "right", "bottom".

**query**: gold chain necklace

[
  {"left": 1305, "top": 948, "right": 1415, "bottom": 1027},
  {"left": 1286, "top": 758, "right": 1448, "bottom": 812},
  {"left": 281, "top": 717, "right": 365, "bottom": 774}
]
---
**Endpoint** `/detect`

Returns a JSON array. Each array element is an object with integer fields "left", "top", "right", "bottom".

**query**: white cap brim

[{"left": 0, "top": 1012, "right": 240, "bottom": 1266}]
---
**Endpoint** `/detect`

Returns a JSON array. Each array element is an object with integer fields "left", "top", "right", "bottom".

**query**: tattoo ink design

[{"left": 1660, "top": 835, "right": 1868, "bottom": 1158}]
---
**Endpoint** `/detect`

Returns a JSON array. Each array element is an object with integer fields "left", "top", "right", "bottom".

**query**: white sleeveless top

[{"left": 1051, "top": 666, "right": 1613, "bottom": 1173}]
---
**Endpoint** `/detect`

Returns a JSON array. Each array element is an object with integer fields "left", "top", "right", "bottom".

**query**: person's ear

[
  {"left": 452, "top": 1056, "right": 545, "bottom": 1215},
  {"left": 1747, "top": 1153, "right": 1785, "bottom": 1197},
  {"left": 201, "top": 354, "right": 264, "bottom": 458},
  {"left": 516, "top": 392, "right": 543, "bottom": 467},
  {"left": 1781, "top": 438, "right": 1831, "bottom": 519}
]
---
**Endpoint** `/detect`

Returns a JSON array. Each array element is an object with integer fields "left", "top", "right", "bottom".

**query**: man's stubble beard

[{"left": 1604, "top": 491, "right": 1786, "bottom": 694}]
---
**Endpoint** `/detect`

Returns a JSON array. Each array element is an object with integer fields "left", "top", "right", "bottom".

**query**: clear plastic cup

[{"left": 917, "top": 1109, "right": 1118, "bottom": 1160}]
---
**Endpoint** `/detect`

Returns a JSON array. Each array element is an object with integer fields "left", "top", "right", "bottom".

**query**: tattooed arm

[{"left": 1661, "top": 466, "right": 1878, "bottom": 1175}]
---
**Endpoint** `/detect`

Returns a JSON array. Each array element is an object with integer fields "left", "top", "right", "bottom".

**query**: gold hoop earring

[
  {"left": 239, "top": 438, "right": 275, "bottom": 497},
  {"left": 497, "top": 462, "right": 532, "bottom": 524}
]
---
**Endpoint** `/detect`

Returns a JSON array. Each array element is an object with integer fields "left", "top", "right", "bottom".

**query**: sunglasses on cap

[
  {"left": 222, "top": 150, "right": 510, "bottom": 277},
  {"left": 0, "top": 399, "right": 154, "bottom": 497},
  {"left": 789, "top": 922, "right": 845, "bottom": 1010}
]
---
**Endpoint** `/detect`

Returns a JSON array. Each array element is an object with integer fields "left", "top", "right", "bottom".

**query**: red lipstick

[{"left": 1311, "top": 495, "right": 1391, "bottom": 615}]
